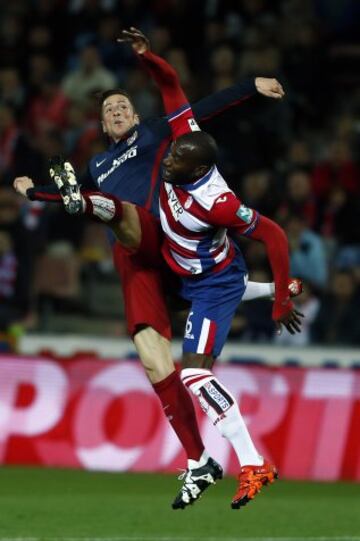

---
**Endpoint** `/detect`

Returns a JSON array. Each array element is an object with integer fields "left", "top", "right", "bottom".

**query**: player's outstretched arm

[
  {"left": 191, "top": 77, "right": 284, "bottom": 124},
  {"left": 247, "top": 215, "right": 303, "bottom": 335},
  {"left": 206, "top": 193, "right": 303, "bottom": 335},
  {"left": 118, "top": 27, "right": 192, "bottom": 138},
  {"left": 14, "top": 176, "right": 64, "bottom": 202}
]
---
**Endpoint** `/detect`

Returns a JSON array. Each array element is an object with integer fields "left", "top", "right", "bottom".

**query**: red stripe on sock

[
  {"left": 204, "top": 320, "right": 217, "bottom": 355},
  {"left": 182, "top": 373, "right": 211, "bottom": 389}
]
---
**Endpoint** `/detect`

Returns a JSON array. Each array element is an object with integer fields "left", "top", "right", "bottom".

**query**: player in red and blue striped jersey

[{"left": 127, "top": 28, "right": 303, "bottom": 508}]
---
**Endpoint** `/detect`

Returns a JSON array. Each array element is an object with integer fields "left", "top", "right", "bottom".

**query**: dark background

[{"left": 0, "top": 0, "right": 359, "bottom": 346}]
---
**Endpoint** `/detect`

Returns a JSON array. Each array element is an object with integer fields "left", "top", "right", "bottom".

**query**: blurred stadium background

[{"left": 0, "top": 0, "right": 360, "bottom": 539}]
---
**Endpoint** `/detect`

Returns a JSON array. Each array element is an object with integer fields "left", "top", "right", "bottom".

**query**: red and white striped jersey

[{"left": 159, "top": 164, "right": 259, "bottom": 276}]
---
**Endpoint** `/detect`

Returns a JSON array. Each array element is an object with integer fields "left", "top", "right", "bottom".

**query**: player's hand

[
  {"left": 117, "top": 27, "right": 150, "bottom": 55},
  {"left": 275, "top": 308, "right": 304, "bottom": 335},
  {"left": 255, "top": 77, "right": 285, "bottom": 99},
  {"left": 13, "top": 176, "right": 34, "bottom": 197}
]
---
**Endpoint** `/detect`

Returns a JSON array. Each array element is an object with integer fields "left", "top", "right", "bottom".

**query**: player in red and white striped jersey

[{"left": 131, "top": 27, "right": 303, "bottom": 509}]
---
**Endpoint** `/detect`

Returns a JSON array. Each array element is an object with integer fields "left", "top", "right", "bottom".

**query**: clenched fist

[
  {"left": 255, "top": 77, "right": 285, "bottom": 99},
  {"left": 13, "top": 176, "right": 34, "bottom": 198}
]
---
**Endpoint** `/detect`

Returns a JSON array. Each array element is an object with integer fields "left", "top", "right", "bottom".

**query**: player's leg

[
  {"left": 182, "top": 352, "right": 263, "bottom": 468},
  {"left": 112, "top": 217, "right": 219, "bottom": 507},
  {"left": 49, "top": 156, "right": 141, "bottom": 250},
  {"left": 134, "top": 325, "right": 211, "bottom": 473},
  {"left": 179, "top": 262, "right": 277, "bottom": 508}
]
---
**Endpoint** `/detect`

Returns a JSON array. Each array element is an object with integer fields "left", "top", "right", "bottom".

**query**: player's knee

[
  {"left": 182, "top": 353, "right": 214, "bottom": 369},
  {"left": 142, "top": 356, "right": 173, "bottom": 384},
  {"left": 111, "top": 222, "right": 141, "bottom": 250},
  {"left": 110, "top": 202, "right": 142, "bottom": 250}
]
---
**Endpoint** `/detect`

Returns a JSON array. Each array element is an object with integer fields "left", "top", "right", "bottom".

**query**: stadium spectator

[
  {"left": 311, "top": 139, "right": 360, "bottom": 200},
  {"left": 0, "top": 187, "right": 33, "bottom": 331},
  {"left": 278, "top": 169, "right": 317, "bottom": 229},
  {"left": 0, "top": 68, "right": 26, "bottom": 112},
  {"left": 285, "top": 214, "right": 328, "bottom": 290},
  {"left": 62, "top": 44, "right": 117, "bottom": 103},
  {"left": 241, "top": 169, "right": 279, "bottom": 218},
  {"left": 311, "top": 270, "right": 360, "bottom": 345},
  {"left": 26, "top": 74, "right": 70, "bottom": 137}
]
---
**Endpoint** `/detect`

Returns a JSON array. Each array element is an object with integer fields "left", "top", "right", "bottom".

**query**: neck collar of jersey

[
  {"left": 179, "top": 165, "right": 215, "bottom": 192},
  {"left": 109, "top": 125, "right": 138, "bottom": 149}
]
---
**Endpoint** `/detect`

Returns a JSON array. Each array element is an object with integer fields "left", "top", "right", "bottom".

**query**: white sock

[
  {"left": 181, "top": 368, "right": 263, "bottom": 467},
  {"left": 188, "top": 449, "right": 209, "bottom": 470},
  {"left": 242, "top": 281, "right": 274, "bottom": 301}
]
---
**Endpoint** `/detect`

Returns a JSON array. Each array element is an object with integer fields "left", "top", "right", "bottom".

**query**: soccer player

[
  {"left": 13, "top": 29, "right": 300, "bottom": 508},
  {"left": 117, "top": 28, "right": 303, "bottom": 509}
]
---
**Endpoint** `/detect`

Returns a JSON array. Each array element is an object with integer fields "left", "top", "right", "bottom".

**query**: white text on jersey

[
  {"left": 96, "top": 146, "right": 138, "bottom": 185},
  {"left": 166, "top": 184, "right": 184, "bottom": 221}
]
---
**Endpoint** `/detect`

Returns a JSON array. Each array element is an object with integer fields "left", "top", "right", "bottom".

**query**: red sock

[
  {"left": 82, "top": 191, "right": 123, "bottom": 224},
  {"left": 152, "top": 370, "right": 204, "bottom": 461}
]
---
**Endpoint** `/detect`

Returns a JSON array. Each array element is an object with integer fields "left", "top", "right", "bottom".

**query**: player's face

[
  {"left": 163, "top": 141, "right": 200, "bottom": 185},
  {"left": 101, "top": 94, "right": 139, "bottom": 142}
]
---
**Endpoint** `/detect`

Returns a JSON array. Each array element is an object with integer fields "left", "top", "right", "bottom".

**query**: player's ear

[
  {"left": 101, "top": 120, "right": 107, "bottom": 134},
  {"left": 134, "top": 113, "right": 140, "bottom": 125}
]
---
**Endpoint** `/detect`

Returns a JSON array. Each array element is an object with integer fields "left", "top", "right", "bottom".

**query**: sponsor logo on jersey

[
  {"left": 126, "top": 130, "right": 138, "bottom": 146},
  {"left": 188, "top": 118, "right": 200, "bottom": 132},
  {"left": 216, "top": 195, "right": 227, "bottom": 204},
  {"left": 166, "top": 185, "right": 184, "bottom": 221},
  {"left": 96, "top": 158, "right": 107, "bottom": 167},
  {"left": 236, "top": 204, "right": 253, "bottom": 224},
  {"left": 184, "top": 195, "right": 193, "bottom": 209},
  {"left": 96, "top": 146, "right": 138, "bottom": 185}
]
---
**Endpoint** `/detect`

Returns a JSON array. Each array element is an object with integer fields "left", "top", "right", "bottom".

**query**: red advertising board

[{"left": 0, "top": 355, "right": 359, "bottom": 480}]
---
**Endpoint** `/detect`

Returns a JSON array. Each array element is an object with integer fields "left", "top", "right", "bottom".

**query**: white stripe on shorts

[{"left": 197, "top": 318, "right": 211, "bottom": 354}]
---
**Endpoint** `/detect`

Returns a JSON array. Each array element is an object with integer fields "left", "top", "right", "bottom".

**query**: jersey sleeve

[
  {"left": 137, "top": 50, "right": 199, "bottom": 140},
  {"left": 209, "top": 193, "right": 293, "bottom": 318},
  {"left": 27, "top": 183, "right": 62, "bottom": 202},
  {"left": 192, "top": 79, "right": 256, "bottom": 123},
  {"left": 26, "top": 169, "right": 96, "bottom": 202},
  {"left": 144, "top": 77, "right": 257, "bottom": 139},
  {"left": 207, "top": 192, "right": 259, "bottom": 236}
]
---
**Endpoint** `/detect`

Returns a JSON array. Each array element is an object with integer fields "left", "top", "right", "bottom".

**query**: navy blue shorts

[{"left": 180, "top": 254, "right": 247, "bottom": 358}]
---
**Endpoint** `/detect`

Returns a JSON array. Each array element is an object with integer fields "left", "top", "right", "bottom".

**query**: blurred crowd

[{"left": 1, "top": 0, "right": 360, "bottom": 347}]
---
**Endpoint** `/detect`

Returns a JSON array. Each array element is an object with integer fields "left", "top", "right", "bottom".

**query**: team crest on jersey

[
  {"left": 236, "top": 204, "right": 253, "bottom": 224},
  {"left": 184, "top": 195, "right": 193, "bottom": 209},
  {"left": 126, "top": 130, "right": 138, "bottom": 146},
  {"left": 188, "top": 118, "right": 200, "bottom": 132}
]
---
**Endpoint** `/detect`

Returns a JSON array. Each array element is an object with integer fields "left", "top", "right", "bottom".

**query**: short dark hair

[
  {"left": 177, "top": 131, "right": 218, "bottom": 167},
  {"left": 97, "top": 88, "right": 135, "bottom": 110}
]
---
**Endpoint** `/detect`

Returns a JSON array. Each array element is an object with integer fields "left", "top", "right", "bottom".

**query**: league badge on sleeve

[
  {"left": 188, "top": 118, "right": 200, "bottom": 132},
  {"left": 236, "top": 204, "right": 253, "bottom": 224}
]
